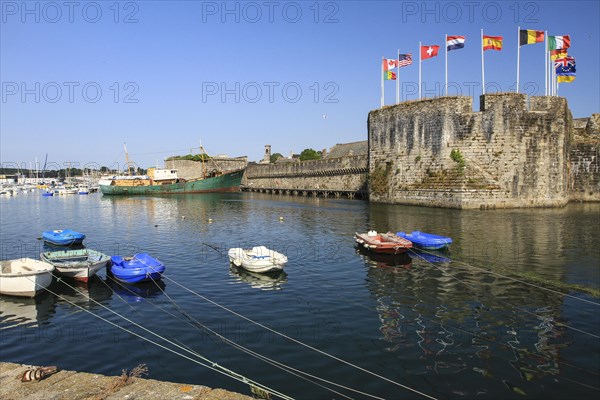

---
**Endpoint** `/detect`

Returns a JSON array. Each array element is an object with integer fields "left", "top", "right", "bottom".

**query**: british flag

[{"left": 554, "top": 56, "right": 576, "bottom": 74}]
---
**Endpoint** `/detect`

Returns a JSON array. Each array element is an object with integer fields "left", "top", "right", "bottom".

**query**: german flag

[{"left": 520, "top": 30, "right": 544, "bottom": 46}]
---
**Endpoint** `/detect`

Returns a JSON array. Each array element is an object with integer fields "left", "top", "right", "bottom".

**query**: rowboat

[
  {"left": 0, "top": 258, "right": 54, "bottom": 297},
  {"left": 354, "top": 231, "right": 412, "bottom": 254},
  {"left": 41, "top": 249, "right": 111, "bottom": 282},
  {"left": 227, "top": 246, "right": 288, "bottom": 273},
  {"left": 396, "top": 231, "right": 453, "bottom": 250},
  {"left": 42, "top": 229, "right": 85, "bottom": 246},
  {"left": 109, "top": 253, "right": 165, "bottom": 284}
]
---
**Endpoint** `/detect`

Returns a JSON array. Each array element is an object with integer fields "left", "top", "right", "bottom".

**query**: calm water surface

[{"left": 1, "top": 192, "right": 598, "bottom": 399}]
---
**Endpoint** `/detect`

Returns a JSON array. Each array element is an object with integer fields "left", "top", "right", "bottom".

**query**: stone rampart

[
  {"left": 368, "top": 93, "right": 578, "bottom": 209},
  {"left": 244, "top": 155, "right": 368, "bottom": 195},
  {"left": 569, "top": 114, "right": 600, "bottom": 202}
]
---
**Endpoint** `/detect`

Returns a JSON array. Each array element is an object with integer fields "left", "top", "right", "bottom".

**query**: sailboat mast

[{"left": 124, "top": 142, "right": 133, "bottom": 175}]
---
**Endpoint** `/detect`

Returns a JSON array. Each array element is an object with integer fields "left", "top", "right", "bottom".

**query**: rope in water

[
  {"left": 59, "top": 269, "right": 388, "bottom": 400},
  {"left": 443, "top": 251, "right": 599, "bottom": 306},
  {"left": 35, "top": 274, "right": 295, "bottom": 400},
  {"left": 159, "top": 272, "right": 440, "bottom": 400},
  {"left": 143, "top": 274, "right": 384, "bottom": 400},
  {"left": 407, "top": 249, "right": 600, "bottom": 340}
]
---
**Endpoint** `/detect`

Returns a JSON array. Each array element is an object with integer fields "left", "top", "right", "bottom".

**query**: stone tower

[{"left": 263, "top": 145, "right": 271, "bottom": 164}]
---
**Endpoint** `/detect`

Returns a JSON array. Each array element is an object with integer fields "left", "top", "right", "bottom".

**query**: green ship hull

[{"left": 100, "top": 169, "right": 244, "bottom": 195}]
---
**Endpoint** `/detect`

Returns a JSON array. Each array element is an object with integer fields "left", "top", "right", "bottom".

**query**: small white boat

[
  {"left": 41, "top": 249, "right": 110, "bottom": 282},
  {"left": 227, "top": 246, "right": 288, "bottom": 273},
  {"left": 0, "top": 258, "right": 54, "bottom": 297}
]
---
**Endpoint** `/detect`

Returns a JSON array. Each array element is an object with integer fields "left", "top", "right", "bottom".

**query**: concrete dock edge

[{"left": 0, "top": 362, "right": 252, "bottom": 400}]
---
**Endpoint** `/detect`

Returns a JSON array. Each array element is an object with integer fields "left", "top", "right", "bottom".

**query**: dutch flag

[{"left": 447, "top": 36, "right": 466, "bottom": 51}]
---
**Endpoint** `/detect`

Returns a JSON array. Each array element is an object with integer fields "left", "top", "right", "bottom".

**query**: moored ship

[
  {"left": 99, "top": 168, "right": 244, "bottom": 195},
  {"left": 99, "top": 144, "right": 245, "bottom": 195}
]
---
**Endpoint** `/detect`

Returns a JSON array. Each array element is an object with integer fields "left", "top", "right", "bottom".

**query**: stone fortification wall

[
  {"left": 569, "top": 114, "right": 600, "bottom": 202},
  {"left": 244, "top": 155, "right": 368, "bottom": 194},
  {"left": 165, "top": 157, "right": 247, "bottom": 180},
  {"left": 368, "top": 93, "right": 574, "bottom": 209}
]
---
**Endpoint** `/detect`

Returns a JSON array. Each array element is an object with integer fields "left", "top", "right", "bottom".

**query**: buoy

[{"left": 279, "top": 217, "right": 284, "bottom": 221}]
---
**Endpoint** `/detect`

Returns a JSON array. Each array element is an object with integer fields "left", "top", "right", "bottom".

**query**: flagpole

[
  {"left": 550, "top": 58, "right": 558, "bottom": 96},
  {"left": 445, "top": 34, "right": 448, "bottom": 96},
  {"left": 544, "top": 31, "right": 548, "bottom": 96},
  {"left": 481, "top": 29, "right": 485, "bottom": 95},
  {"left": 381, "top": 56, "right": 384, "bottom": 108},
  {"left": 396, "top": 50, "right": 400, "bottom": 104},
  {"left": 516, "top": 26, "right": 520, "bottom": 93},
  {"left": 553, "top": 63, "right": 557, "bottom": 96},
  {"left": 419, "top": 41, "right": 422, "bottom": 99}
]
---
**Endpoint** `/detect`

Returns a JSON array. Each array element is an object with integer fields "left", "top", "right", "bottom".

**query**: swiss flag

[{"left": 420, "top": 45, "right": 440, "bottom": 60}]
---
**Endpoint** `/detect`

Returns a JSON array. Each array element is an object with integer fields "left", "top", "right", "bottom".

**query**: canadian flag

[
  {"left": 383, "top": 58, "right": 399, "bottom": 71},
  {"left": 420, "top": 45, "right": 440, "bottom": 60}
]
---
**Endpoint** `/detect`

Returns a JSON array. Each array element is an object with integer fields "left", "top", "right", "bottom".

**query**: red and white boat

[{"left": 354, "top": 231, "right": 412, "bottom": 254}]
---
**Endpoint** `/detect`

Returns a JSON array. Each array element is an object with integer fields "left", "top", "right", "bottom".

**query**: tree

[
  {"left": 270, "top": 153, "right": 283, "bottom": 163},
  {"left": 299, "top": 148, "right": 321, "bottom": 161}
]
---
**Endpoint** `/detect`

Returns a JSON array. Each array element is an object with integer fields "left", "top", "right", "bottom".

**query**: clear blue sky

[{"left": 1, "top": 0, "right": 599, "bottom": 170}]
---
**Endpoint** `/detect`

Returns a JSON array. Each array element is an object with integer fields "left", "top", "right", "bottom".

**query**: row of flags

[{"left": 380, "top": 29, "right": 576, "bottom": 106}]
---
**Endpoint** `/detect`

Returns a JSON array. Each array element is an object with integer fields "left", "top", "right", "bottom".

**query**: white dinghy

[
  {"left": 0, "top": 258, "right": 54, "bottom": 297},
  {"left": 227, "top": 246, "right": 288, "bottom": 273}
]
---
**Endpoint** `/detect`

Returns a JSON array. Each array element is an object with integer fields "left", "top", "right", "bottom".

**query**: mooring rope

[
  {"left": 144, "top": 274, "right": 383, "bottom": 400},
  {"left": 443, "top": 253, "right": 600, "bottom": 306},
  {"left": 37, "top": 274, "right": 294, "bottom": 400},
  {"left": 55, "top": 271, "right": 384, "bottom": 400},
  {"left": 159, "top": 273, "right": 439, "bottom": 400},
  {"left": 408, "top": 250, "right": 600, "bottom": 340}
]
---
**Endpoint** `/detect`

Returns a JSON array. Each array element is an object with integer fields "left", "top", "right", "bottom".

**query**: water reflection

[
  {"left": 0, "top": 292, "right": 56, "bottom": 329},
  {"left": 52, "top": 276, "right": 113, "bottom": 310},
  {"left": 364, "top": 254, "right": 580, "bottom": 394},
  {"left": 105, "top": 277, "right": 166, "bottom": 302},
  {"left": 409, "top": 249, "right": 452, "bottom": 264},
  {"left": 368, "top": 202, "right": 600, "bottom": 288},
  {"left": 355, "top": 246, "right": 413, "bottom": 268},
  {"left": 228, "top": 266, "right": 288, "bottom": 291}
]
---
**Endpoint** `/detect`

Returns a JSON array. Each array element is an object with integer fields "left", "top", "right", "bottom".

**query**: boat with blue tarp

[
  {"left": 109, "top": 253, "right": 165, "bottom": 283},
  {"left": 396, "top": 231, "right": 452, "bottom": 250},
  {"left": 42, "top": 229, "right": 85, "bottom": 246}
]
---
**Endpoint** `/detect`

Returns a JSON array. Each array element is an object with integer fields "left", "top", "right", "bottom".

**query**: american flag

[{"left": 398, "top": 53, "right": 412, "bottom": 67}]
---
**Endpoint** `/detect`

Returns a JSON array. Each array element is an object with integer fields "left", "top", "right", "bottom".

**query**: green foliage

[
  {"left": 415, "top": 155, "right": 421, "bottom": 163},
  {"left": 450, "top": 149, "right": 465, "bottom": 171},
  {"left": 166, "top": 154, "right": 211, "bottom": 162},
  {"left": 270, "top": 153, "right": 283, "bottom": 163},
  {"left": 299, "top": 148, "right": 322, "bottom": 161},
  {"left": 369, "top": 163, "right": 391, "bottom": 196}
]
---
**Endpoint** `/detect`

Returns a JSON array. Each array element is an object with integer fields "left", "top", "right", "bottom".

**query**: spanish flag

[
  {"left": 483, "top": 35, "right": 503, "bottom": 51},
  {"left": 519, "top": 29, "right": 544, "bottom": 45},
  {"left": 550, "top": 49, "right": 568, "bottom": 60}
]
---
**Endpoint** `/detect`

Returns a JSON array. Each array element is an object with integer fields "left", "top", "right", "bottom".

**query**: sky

[{"left": 1, "top": 0, "right": 599, "bottom": 170}]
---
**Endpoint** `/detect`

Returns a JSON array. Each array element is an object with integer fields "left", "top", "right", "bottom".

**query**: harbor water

[{"left": 0, "top": 192, "right": 598, "bottom": 399}]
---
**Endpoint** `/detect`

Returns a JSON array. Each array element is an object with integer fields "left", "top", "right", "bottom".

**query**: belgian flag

[{"left": 520, "top": 30, "right": 544, "bottom": 46}]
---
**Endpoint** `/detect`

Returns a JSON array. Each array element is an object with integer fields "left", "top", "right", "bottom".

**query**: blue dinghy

[
  {"left": 42, "top": 229, "right": 85, "bottom": 246},
  {"left": 396, "top": 231, "right": 452, "bottom": 250},
  {"left": 109, "top": 253, "right": 165, "bottom": 284}
]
